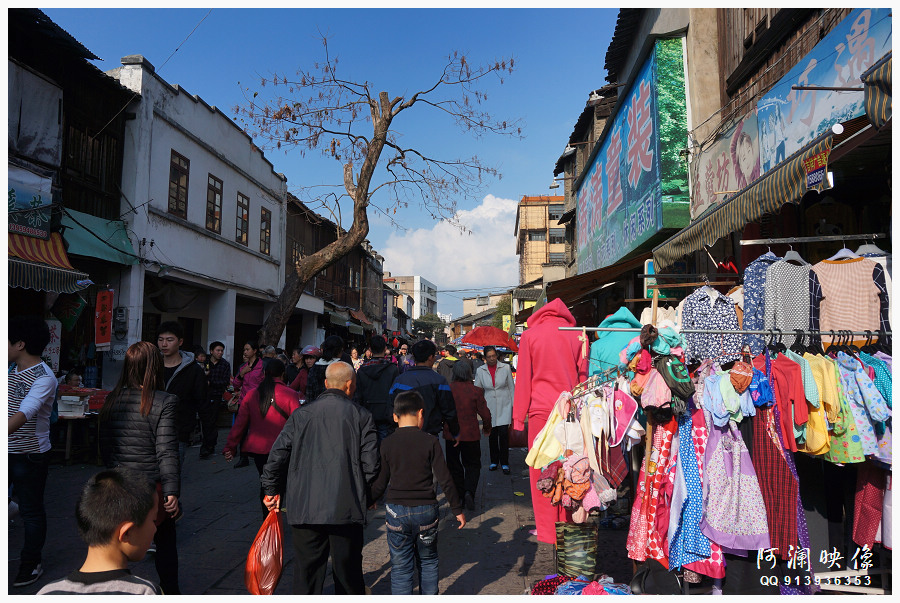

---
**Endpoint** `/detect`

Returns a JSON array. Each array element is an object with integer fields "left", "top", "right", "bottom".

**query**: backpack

[{"left": 653, "top": 355, "right": 695, "bottom": 400}]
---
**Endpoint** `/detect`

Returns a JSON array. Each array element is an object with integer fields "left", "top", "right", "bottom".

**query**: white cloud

[{"left": 381, "top": 194, "right": 520, "bottom": 295}]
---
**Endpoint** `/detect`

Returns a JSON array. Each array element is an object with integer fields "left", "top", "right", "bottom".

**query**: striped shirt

[
  {"left": 810, "top": 258, "right": 887, "bottom": 346},
  {"left": 8, "top": 361, "right": 56, "bottom": 454},
  {"left": 37, "top": 569, "right": 162, "bottom": 595}
]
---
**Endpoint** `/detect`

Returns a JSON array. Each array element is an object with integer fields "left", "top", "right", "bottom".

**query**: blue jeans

[
  {"left": 9, "top": 452, "right": 50, "bottom": 568},
  {"left": 385, "top": 503, "right": 440, "bottom": 595}
]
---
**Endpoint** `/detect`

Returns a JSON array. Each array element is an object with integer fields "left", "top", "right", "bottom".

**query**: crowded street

[
  {"left": 7, "top": 434, "right": 630, "bottom": 594},
  {"left": 8, "top": 6, "right": 893, "bottom": 597}
]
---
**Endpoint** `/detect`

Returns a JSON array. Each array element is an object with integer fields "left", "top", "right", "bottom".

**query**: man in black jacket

[
  {"left": 157, "top": 322, "right": 207, "bottom": 466},
  {"left": 261, "top": 362, "right": 378, "bottom": 595},
  {"left": 356, "top": 335, "right": 400, "bottom": 443},
  {"left": 388, "top": 340, "right": 460, "bottom": 439}
]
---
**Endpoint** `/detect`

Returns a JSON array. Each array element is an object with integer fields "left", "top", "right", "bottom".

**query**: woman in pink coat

[
  {"left": 512, "top": 298, "right": 588, "bottom": 544},
  {"left": 224, "top": 359, "right": 300, "bottom": 517}
]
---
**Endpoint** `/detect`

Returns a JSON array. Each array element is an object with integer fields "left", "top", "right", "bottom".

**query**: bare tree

[{"left": 235, "top": 40, "right": 520, "bottom": 346}]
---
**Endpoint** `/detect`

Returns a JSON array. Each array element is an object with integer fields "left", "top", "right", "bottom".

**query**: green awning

[
  {"left": 61, "top": 208, "right": 139, "bottom": 265},
  {"left": 653, "top": 133, "right": 834, "bottom": 270},
  {"left": 861, "top": 52, "right": 892, "bottom": 129}
]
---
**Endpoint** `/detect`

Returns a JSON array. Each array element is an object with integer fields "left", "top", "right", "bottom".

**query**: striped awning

[
  {"left": 8, "top": 232, "right": 91, "bottom": 293},
  {"left": 653, "top": 134, "right": 833, "bottom": 270},
  {"left": 861, "top": 52, "right": 892, "bottom": 129}
]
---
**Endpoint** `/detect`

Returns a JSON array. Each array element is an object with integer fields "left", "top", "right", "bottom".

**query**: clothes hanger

[
  {"left": 855, "top": 238, "right": 887, "bottom": 256},
  {"left": 877, "top": 327, "right": 891, "bottom": 354},
  {"left": 783, "top": 244, "right": 809, "bottom": 266},
  {"left": 826, "top": 238, "right": 860, "bottom": 261},
  {"left": 861, "top": 330, "right": 876, "bottom": 354},
  {"left": 847, "top": 330, "right": 861, "bottom": 355},
  {"left": 790, "top": 329, "right": 806, "bottom": 354}
]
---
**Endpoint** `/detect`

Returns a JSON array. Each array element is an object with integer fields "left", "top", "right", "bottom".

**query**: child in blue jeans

[{"left": 369, "top": 390, "right": 466, "bottom": 594}]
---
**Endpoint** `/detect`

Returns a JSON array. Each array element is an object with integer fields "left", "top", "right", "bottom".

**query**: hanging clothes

[
  {"left": 589, "top": 306, "right": 642, "bottom": 376},
  {"left": 853, "top": 461, "right": 887, "bottom": 549},
  {"left": 810, "top": 257, "right": 889, "bottom": 347},
  {"left": 858, "top": 351, "right": 892, "bottom": 409},
  {"left": 835, "top": 352, "right": 891, "bottom": 465},
  {"left": 742, "top": 251, "right": 783, "bottom": 354},
  {"left": 668, "top": 411, "right": 713, "bottom": 570},
  {"left": 751, "top": 405, "right": 798, "bottom": 560},
  {"left": 751, "top": 354, "right": 807, "bottom": 452},
  {"left": 763, "top": 261, "right": 812, "bottom": 348},
  {"left": 681, "top": 287, "right": 742, "bottom": 364},
  {"left": 821, "top": 354, "right": 867, "bottom": 465}
]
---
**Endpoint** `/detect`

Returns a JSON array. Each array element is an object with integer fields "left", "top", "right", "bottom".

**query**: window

[
  {"left": 260, "top": 207, "right": 271, "bottom": 255},
  {"left": 206, "top": 174, "right": 222, "bottom": 233},
  {"left": 236, "top": 193, "right": 249, "bottom": 245},
  {"left": 549, "top": 252, "right": 566, "bottom": 263},
  {"left": 291, "top": 240, "right": 305, "bottom": 266},
  {"left": 528, "top": 230, "right": 546, "bottom": 241},
  {"left": 548, "top": 204, "right": 564, "bottom": 220},
  {"left": 168, "top": 150, "right": 189, "bottom": 218},
  {"left": 549, "top": 228, "right": 565, "bottom": 244}
]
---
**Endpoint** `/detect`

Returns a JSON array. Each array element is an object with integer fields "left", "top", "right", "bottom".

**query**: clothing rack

[
  {"left": 739, "top": 233, "right": 887, "bottom": 246},
  {"left": 560, "top": 327, "right": 891, "bottom": 336},
  {"left": 637, "top": 273, "right": 740, "bottom": 279}
]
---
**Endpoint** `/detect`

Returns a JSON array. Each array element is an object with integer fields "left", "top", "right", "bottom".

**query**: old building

[
  {"left": 107, "top": 54, "right": 288, "bottom": 375},
  {"left": 513, "top": 195, "right": 566, "bottom": 285},
  {"left": 385, "top": 274, "right": 438, "bottom": 318}
]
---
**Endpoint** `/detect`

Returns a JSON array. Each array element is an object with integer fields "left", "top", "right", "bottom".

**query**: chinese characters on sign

[
  {"left": 95, "top": 290, "right": 114, "bottom": 351},
  {"left": 576, "top": 37, "right": 689, "bottom": 274},
  {"left": 43, "top": 318, "right": 62, "bottom": 374}
]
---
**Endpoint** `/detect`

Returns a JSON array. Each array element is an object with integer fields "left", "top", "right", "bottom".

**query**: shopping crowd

[{"left": 9, "top": 315, "right": 518, "bottom": 595}]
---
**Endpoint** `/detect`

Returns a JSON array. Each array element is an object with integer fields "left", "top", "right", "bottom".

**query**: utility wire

[{"left": 91, "top": 9, "right": 213, "bottom": 141}]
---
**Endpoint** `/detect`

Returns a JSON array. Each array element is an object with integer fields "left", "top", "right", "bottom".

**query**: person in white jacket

[{"left": 473, "top": 346, "right": 515, "bottom": 474}]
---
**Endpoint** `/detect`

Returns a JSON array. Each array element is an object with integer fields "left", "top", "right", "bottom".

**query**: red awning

[
  {"left": 8, "top": 232, "right": 90, "bottom": 293},
  {"left": 9, "top": 232, "right": 76, "bottom": 268}
]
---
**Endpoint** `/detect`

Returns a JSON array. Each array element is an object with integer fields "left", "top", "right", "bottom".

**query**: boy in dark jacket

[
  {"left": 356, "top": 335, "right": 400, "bottom": 442},
  {"left": 156, "top": 322, "right": 207, "bottom": 465},
  {"left": 370, "top": 390, "right": 465, "bottom": 595},
  {"left": 388, "top": 340, "right": 460, "bottom": 439}
]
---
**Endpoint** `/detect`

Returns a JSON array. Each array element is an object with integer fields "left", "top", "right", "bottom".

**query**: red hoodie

[{"left": 512, "top": 298, "right": 588, "bottom": 430}]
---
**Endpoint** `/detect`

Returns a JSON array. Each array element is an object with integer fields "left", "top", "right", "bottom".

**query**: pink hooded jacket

[{"left": 512, "top": 298, "right": 589, "bottom": 430}]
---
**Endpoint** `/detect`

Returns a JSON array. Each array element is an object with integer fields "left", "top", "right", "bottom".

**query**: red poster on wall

[{"left": 95, "top": 290, "right": 114, "bottom": 351}]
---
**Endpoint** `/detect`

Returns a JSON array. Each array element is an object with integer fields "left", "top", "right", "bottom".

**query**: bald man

[{"left": 261, "top": 361, "right": 378, "bottom": 595}]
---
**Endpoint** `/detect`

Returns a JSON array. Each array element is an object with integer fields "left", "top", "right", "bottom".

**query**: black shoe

[
  {"left": 199, "top": 450, "right": 213, "bottom": 459},
  {"left": 13, "top": 563, "right": 43, "bottom": 587},
  {"left": 464, "top": 492, "right": 475, "bottom": 510},
  {"left": 489, "top": 464, "right": 498, "bottom": 471},
  {"left": 501, "top": 465, "right": 511, "bottom": 475},
  {"left": 234, "top": 456, "right": 250, "bottom": 468}
]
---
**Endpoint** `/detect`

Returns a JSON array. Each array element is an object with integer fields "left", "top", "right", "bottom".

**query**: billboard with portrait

[
  {"left": 690, "top": 110, "right": 761, "bottom": 219},
  {"left": 757, "top": 8, "right": 892, "bottom": 173}
]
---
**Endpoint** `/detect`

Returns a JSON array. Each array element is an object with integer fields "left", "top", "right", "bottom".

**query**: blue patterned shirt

[{"left": 742, "top": 252, "right": 782, "bottom": 353}]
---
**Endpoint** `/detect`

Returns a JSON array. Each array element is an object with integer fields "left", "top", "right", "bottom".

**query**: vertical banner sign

[
  {"left": 95, "top": 290, "right": 114, "bottom": 351},
  {"left": 690, "top": 110, "right": 761, "bottom": 219},
  {"left": 803, "top": 148, "right": 832, "bottom": 190},
  {"left": 382, "top": 289, "right": 389, "bottom": 333},
  {"left": 577, "top": 38, "right": 689, "bottom": 274},
  {"left": 51, "top": 294, "right": 88, "bottom": 331},
  {"left": 757, "top": 8, "right": 892, "bottom": 173},
  {"left": 502, "top": 315, "right": 512, "bottom": 332},
  {"left": 43, "top": 318, "right": 62, "bottom": 374}
]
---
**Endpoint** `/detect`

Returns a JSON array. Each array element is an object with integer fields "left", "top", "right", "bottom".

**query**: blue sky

[{"left": 42, "top": 7, "right": 618, "bottom": 317}]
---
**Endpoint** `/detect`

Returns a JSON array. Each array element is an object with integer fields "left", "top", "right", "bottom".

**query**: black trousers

[
  {"left": 250, "top": 452, "right": 271, "bottom": 519},
  {"left": 154, "top": 515, "right": 179, "bottom": 594},
  {"left": 445, "top": 439, "right": 481, "bottom": 498},
  {"left": 290, "top": 523, "right": 365, "bottom": 595},
  {"left": 198, "top": 397, "right": 222, "bottom": 454},
  {"left": 488, "top": 424, "right": 510, "bottom": 466}
]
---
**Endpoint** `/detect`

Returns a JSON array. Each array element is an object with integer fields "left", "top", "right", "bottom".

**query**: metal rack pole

[
  {"left": 558, "top": 327, "right": 891, "bottom": 336},
  {"left": 739, "top": 233, "right": 887, "bottom": 246}
]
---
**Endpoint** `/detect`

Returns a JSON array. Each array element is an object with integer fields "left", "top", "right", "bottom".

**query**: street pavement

[{"left": 8, "top": 426, "right": 632, "bottom": 595}]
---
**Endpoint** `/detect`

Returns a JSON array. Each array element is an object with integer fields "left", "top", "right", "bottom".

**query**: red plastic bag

[{"left": 245, "top": 509, "right": 284, "bottom": 595}]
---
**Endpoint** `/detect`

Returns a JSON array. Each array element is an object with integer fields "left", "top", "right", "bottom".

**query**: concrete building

[
  {"left": 384, "top": 273, "right": 438, "bottom": 318},
  {"left": 461, "top": 293, "right": 507, "bottom": 316},
  {"left": 514, "top": 195, "right": 566, "bottom": 284},
  {"left": 107, "top": 54, "right": 289, "bottom": 375}
]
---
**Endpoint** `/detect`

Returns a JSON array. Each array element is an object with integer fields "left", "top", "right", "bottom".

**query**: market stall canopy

[
  {"left": 862, "top": 51, "right": 892, "bottom": 129},
  {"left": 349, "top": 308, "right": 372, "bottom": 325},
  {"left": 461, "top": 325, "right": 519, "bottom": 352},
  {"left": 8, "top": 232, "right": 91, "bottom": 293},
  {"left": 546, "top": 252, "right": 651, "bottom": 306},
  {"left": 61, "top": 208, "right": 139, "bottom": 265},
  {"left": 652, "top": 134, "right": 834, "bottom": 271}
]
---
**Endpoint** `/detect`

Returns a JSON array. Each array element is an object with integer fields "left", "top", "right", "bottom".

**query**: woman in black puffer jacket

[{"left": 99, "top": 341, "right": 181, "bottom": 594}]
